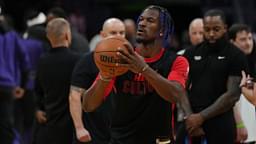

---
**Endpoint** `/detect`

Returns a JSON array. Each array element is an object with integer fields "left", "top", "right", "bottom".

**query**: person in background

[
  {"left": 69, "top": 17, "right": 125, "bottom": 143},
  {"left": 176, "top": 18, "right": 205, "bottom": 144},
  {"left": 177, "top": 18, "right": 204, "bottom": 55},
  {"left": 184, "top": 9, "right": 248, "bottom": 144},
  {"left": 229, "top": 23, "right": 256, "bottom": 143},
  {"left": 0, "top": 13, "right": 31, "bottom": 144},
  {"left": 47, "top": 7, "right": 90, "bottom": 53},
  {"left": 34, "top": 18, "right": 80, "bottom": 144}
]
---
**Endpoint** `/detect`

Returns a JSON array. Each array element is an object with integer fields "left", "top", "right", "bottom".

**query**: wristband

[
  {"left": 99, "top": 74, "right": 112, "bottom": 82},
  {"left": 236, "top": 122, "right": 245, "bottom": 128},
  {"left": 140, "top": 65, "right": 149, "bottom": 73}
]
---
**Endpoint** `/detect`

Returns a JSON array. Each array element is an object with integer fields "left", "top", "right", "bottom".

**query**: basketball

[{"left": 94, "top": 36, "right": 130, "bottom": 77}]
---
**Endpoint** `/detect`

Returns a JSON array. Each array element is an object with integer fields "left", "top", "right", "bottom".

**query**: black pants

[
  {"left": 14, "top": 90, "right": 36, "bottom": 144},
  {"left": 0, "top": 86, "right": 15, "bottom": 144}
]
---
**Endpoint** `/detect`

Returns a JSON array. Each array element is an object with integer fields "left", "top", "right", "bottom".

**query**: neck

[
  {"left": 138, "top": 39, "right": 162, "bottom": 58},
  {"left": 51, "top": 42, "right": 69, "bottom": 48}
]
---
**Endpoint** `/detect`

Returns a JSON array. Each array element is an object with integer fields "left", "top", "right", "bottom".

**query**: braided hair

[{"left": 138, "top": 5, "right": 175, "bottom": 47}]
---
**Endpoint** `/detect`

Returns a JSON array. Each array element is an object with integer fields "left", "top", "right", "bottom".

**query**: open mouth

[{"left": 137, "top": 29, "right": 145, "bottom": 35}]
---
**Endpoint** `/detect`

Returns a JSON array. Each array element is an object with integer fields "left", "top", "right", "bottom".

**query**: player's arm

[
  {"left": 186, "top": 76, "right": 241, "bottom": 133},
  {"left": 144, "top": 57, "right": 192, "bottom": 115},
  {"left": 200, "top": 50, "right": 248, "bottom": 121},
  {"left": 200, "top": 76, "right": 241, "bottom": 120},
  {"left": 117, "top": 45, "right": 190, "bottom": 104},
  {"left": 233, "top": 102, "right": 248, "bottom": 142},
  {"left": 82, "top": 75, "right": 114, "bottom": 112},
  {"left": 240, "top": 70, "right": 256, "bottom": 106},
  {"left": 241, "top": 85, "right": 256, "bottom": 106},
  {"left": 69, "top": 85, "right": 86, "bottom": 130},
  {"left": 69, "top": 85, "right": 91, "bottom": 142}
]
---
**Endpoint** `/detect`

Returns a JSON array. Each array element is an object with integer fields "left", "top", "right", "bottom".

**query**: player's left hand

[{"left": 185, "top": 113, "right": 204, "bottom": 134}]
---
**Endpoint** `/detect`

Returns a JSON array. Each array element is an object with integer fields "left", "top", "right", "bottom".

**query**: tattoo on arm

[
  {"left": 70, "top": 85, "right": 86, "bottom": 94},
  {"left": 200, "top": 76, "right": 241, "bottom": 120}
]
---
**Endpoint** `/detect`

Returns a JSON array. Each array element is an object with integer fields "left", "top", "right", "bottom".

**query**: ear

[
  {"left": 100, "top": 31, "right": 106, "bottom": 38},
  {"left": 223, "top": 24, "right": 227, "bottom": 32},
  {"left": 64, "top": 32, "right": 69, "bottom": 40},
  {"left": 159, "top": 28, "right": 164, "bottom": 37}
]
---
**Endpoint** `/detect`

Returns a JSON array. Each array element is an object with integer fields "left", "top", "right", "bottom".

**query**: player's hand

[
  {"left": 76, "top": 127, "right": 91, "bottom": 142},
  {"left": 13, "top": 87, "right": 25, "bottom": 99},
  {"left": 236, "top": 126, "right": 248, "bottom": 143},
  {"left": 240, "top": 70, "right": 254, "bottom": 89},
  {"left": 185, "top": 113, "right": 204, "bottom": 134},
  {"left": 117, "top": 43, "right": 148, "bottom": 74},
  {"left": 35, "top": 110, "right": 47, "bottom": 124}
]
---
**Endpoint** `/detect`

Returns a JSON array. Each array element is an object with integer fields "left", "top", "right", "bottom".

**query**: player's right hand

[
  {"left": 76, "top": 127, "right": 91, "bottom": 142},
  {"left": 35, "top": 110, "right": 47, "bottom": 124}
]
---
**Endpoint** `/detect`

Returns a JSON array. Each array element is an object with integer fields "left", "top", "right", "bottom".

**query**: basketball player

[
  {"left": 69, "top": 18, "right": 125, "bottom": 143},
  {"left": 82, "top": 5, "right": 195, "bottom": 143}
]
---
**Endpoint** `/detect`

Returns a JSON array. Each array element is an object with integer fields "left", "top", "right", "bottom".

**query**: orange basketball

[{"left": 94, "top": 36, "right": 130, "bottom": 77}]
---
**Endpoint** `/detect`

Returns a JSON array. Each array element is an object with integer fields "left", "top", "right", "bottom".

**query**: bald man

[
  {"left": 34, "top": 18, "right": 81, "bottom": 144},
  {"left": 69, "top": 18, "right": 125, "bottom": 143},
  {"left": 89, "top": 18, "right": 125, "bottom": 51},
  {"left": 178, "top": 18, "right": 204, "bottom": 55},
  {"left": 188, "top": 18, "right": 204, "bottom": 46}
]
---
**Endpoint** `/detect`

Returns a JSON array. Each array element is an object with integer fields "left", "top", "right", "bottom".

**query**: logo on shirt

[
  {"left": 217, "top": 56, "right": 225, "bottom": 60},
  {"left": 194, "top": 56, "right": 202, "bottom": 60}
]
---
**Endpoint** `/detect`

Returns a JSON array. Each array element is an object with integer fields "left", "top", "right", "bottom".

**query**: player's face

[
  {"left": 203, "top": 16, "right": 226, "bottom": 43},
  {"left": 104, "top": 22, "right": 125, "bottom": 38},
  {"left": 136, "top": 8, "right": 161, "bottom": 43},
  {"left": 233, "top": 31, "right": 253, "bottom": 55}
]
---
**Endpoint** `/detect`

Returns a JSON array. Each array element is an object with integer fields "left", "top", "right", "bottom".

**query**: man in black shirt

[
  {"left": 69, "top": 18, "right": 125, "bottom": 143},
  {"left": 34, "top": 18, "right": 80, "bottom": 144},
  {"left": 183, "top": 9, "right": 248, "bottom": 144}
]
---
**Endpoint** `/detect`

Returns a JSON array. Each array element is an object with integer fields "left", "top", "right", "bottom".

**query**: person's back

[
  {"left": 37, "top": 49, "right": 79, "bottom": 124},
  {"left": 35, "top": 18, "right": 80, "bottom": 144}
]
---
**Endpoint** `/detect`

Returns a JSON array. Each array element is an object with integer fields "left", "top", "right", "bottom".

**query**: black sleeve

[
  {"left": 229, "top": 48, "right": 249, "bottom": 76},
  {"left": 71, "top": 53, "right": 99, "bottom": 89}
]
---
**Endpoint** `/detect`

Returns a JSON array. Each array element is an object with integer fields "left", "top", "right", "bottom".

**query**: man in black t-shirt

[
  {"left": 34, "top": 18, "right": 80, "bottom": 144},
  {"left": 69, "top": 18, "right": 125, "bottom": 143},
  {"left": 183, "top": 9, "right": 248, "bottom": 144}
]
